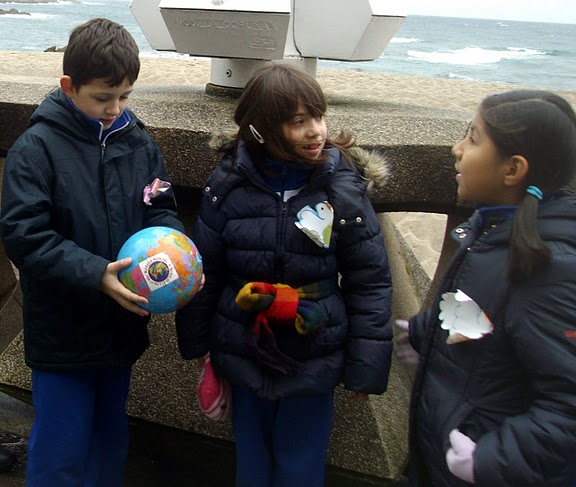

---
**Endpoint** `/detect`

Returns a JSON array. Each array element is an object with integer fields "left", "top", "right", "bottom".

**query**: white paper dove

[
  {"left": 295, "top": 201, "right": 334, "bottom": 248},
  {"left": 438, "top": 289, "right": 494, "bottom": 344}
]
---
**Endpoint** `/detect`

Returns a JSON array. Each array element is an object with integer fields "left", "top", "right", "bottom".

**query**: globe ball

[{"left": 117, "top": 226, "right": 203, "bottom": 314}]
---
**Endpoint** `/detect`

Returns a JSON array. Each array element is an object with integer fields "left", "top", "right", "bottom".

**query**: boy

[{"left": 0, "top": 18, "right": 184, "bottom": 487}]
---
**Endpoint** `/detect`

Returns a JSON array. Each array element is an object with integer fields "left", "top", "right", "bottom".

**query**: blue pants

[
  {"left": 26, "top": 367, "right": 132, "bottom": 487},
  {"left": 231, "top": 388, "right": 334, "bottom": 487}
]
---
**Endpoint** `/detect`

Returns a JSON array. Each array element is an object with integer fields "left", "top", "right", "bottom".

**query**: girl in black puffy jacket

[
  {"left": 396, "top": 90, "right": 576, "bottom": 486},
  {"left": 176, "top": 64, "right": 393, "bottom": 487}
]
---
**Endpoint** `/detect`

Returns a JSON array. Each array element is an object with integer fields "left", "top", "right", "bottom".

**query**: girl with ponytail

[{"left": 395, "top": 90, "right": 576, "bottom": 486}]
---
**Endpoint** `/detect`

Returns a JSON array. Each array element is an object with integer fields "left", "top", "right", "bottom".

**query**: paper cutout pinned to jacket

[
  {"left": 143, "top": 177, "right": 171, "bottom": 206},
  {"left": 295, "top": 201, "right": 334, "bottom": 248},
  {"left": 438, "top": 289, "right": 494, "bottom": 344}
]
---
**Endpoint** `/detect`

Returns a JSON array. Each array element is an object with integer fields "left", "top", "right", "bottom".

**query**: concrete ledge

[
  {"left": 0, "top": 76, "right": 474, "bottom": 481},
  {"left": 0, "top": 79, "right": 473, "bottom": 215}
]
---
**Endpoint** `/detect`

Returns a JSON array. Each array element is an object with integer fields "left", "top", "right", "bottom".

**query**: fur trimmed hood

[{"left": 208, "top": 130, "right": 390, "bottom": 191}]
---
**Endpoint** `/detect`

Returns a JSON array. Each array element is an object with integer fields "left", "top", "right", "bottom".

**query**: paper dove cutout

[
  {"left": 295, "top": 201, "right": 334, "bottom": 248},
  {"left": 438, "top": 289, "right": 494, "bottom": 344},
  {"left": 143, "top": 178, "right": 171, "bottom": 206}
]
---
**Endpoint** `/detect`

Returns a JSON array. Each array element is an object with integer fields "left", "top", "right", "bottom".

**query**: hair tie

[{"left": 526, "top": 185, "right": 543, "bottom": 200}]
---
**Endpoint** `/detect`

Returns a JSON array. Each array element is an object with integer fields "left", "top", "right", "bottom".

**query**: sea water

[
  {"left": 324, "top": 15, "right": 576, "bottom": 90},
  {"left": 0, "top": 0, "right": 575, "bottom": 90}
]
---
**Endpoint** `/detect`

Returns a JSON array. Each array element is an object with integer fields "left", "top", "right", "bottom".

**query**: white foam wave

[
  {"left": 390, "top": 37, "right": 420, "bottom": 44},
  {"left": 407, "top": 46, "right": 547, "bottom": 66},
  {"left": 140, "top": 51, "right": 199, "bottom": 60},
  {"left": 448, "top": 73, "right": 480, "bottom": 82}
]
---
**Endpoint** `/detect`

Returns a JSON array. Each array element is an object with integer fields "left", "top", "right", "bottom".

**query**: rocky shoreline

[
  {"left": 0, "top": 9, "right": 30, "bottom": 15},
  {"left": 0, "top": 0, "right": 72, "bottom": 3},
  {"left": 0, "top": 0, "right": 78, "bottom": 11}
]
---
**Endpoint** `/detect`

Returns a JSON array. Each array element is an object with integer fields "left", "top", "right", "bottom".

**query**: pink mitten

[
  {"left": 393, "top": 320, "right": 419, "bottom": 365},
  {"left": 197, "top": 354, "right": 232, "bottom": 421},
  {"left": 446, "top": 429, "right": 476, "bottom": 484}
]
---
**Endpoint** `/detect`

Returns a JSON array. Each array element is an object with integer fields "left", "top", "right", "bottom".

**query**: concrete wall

[{"left": 0, "top": 78, "right": 473, "bottom": 482}]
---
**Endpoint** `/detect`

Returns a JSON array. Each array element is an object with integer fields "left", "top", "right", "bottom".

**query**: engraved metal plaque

[{"left": 159, "top": 1, "right": 290, "bottom": 60}]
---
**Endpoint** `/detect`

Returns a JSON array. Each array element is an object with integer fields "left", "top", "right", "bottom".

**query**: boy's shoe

[
  {"left": 197, "top": 355, "right": 231, "bottom": 421},
  {"left": 0, "top": 444, "right": 16, "bottom": 472}
]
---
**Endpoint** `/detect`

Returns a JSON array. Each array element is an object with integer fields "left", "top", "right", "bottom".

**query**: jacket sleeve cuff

[{"left": 343, "top": 338, "right": 392, "bottom": 394}]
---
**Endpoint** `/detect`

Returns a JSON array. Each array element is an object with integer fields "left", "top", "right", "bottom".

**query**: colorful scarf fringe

[{"left": 235, "top": 280, "right": 337, "bottom": 376}]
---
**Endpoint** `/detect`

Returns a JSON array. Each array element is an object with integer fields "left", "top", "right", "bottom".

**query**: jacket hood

[
  {"left": 208, "top": 130, "right": 390, "bottom": 191},
  {"left": 30, "top": 89, "right": 93, "bottom": 138},
  {"left": 29, "top": 88, "right": 139, "bottom": 142}
]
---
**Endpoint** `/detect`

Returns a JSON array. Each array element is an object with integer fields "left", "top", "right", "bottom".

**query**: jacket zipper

[
  {"left": 99, "top": 119, "right": 131, "bottom": 256},
  {"left": 276, "top": 200, "right": 288, "bottom": 283}
]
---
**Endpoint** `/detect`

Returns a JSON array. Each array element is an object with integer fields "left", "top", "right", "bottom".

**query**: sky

[{"left": 405, "top": 0, "right": 576, "bottom": 24}]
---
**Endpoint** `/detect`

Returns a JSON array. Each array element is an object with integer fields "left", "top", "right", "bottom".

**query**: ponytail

[
  {"left": 508, "top": 190, "right": 550, "bottom": 281},
  {"left": 478, "top": 91, "right": 576, "bottom": 281}
]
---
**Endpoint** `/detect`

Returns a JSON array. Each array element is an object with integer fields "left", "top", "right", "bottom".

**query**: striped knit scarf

[{"left": 235, "top": 280, "right": 337, "bottom": 376}]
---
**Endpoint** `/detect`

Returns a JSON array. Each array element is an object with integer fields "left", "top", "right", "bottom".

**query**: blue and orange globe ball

[{"left": 117, "top": 226, "right": 203, "bottom": 314}]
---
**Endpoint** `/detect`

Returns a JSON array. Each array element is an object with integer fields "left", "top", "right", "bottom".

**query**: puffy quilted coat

[
  {"left": 176, "top": 136, "right": 393, "bottom": 399},
  {"left": 0, "top": 88, "right": 183, "bottom": 370},
  {"left": 407, "top": 196, "right": 576, "bottom": 486}
]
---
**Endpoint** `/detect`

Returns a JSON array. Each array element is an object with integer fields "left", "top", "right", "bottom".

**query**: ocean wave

[
  {"left": 140, "top": 51, "right": 192, "bottom": 59},
  {"left": 407, "top": 46, "right": 547, "bottom": 66},
  {"left": 448, "top": 73, "right": 482, "bottom": 82},
  {"left": 390, "top": 37, "right": 420, "bottom": 44},
  {"left": 546, "top": 49, "right": 575, "bottom": 57}
]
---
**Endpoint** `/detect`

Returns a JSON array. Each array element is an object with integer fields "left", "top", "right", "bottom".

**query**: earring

[{"left": 249, "top": 124, "right": 265, "bottom": 144}]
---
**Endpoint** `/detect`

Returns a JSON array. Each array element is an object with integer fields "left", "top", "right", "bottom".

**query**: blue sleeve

[
  {"left": 142, "top": 140, "right": 184, "bottom": 232},
  {"left": 409, "top": 308, "right": 435, "bottom": 353},
  {"left": 339, "top": 195, "right": 393, "bottom": 394},
  {"left": 176, "top": 195, "right": 227, "bottom": 359},
  {"left": 474, "top": 262, "right": 576, "bottom": 486},
  {"left": 0, "top": 143, "right": 108, "bottom": 297}
]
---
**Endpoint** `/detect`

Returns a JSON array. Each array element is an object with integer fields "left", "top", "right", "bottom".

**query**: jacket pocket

[{"left": 440, "top": 400, "right": 476, "bottom": 450}]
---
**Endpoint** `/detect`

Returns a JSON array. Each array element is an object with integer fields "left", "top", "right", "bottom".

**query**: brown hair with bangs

[
  {"left": 63, "top": 18, "right": 140, "bottom": 89},
  {"left": 234, "top": 63, "right": 354, "bottom": 167}
]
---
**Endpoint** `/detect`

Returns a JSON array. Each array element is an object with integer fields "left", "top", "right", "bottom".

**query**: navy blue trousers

[
  {"left": 231, "top": 388, "right": 334, "bottom": 487},
  {"left": 26, "top": 367, "right": 131, "bottom": 487}
]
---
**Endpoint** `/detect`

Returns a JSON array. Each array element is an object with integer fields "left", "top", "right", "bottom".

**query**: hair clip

[
  {"left": 249, "top": 124, "right": 265, "bottom": 144},
  {"left": 526, "top": 185, "right": 543, "bottom": 200}
]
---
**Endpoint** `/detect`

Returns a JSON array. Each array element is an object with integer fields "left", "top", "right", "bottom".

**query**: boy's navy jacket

[
  {"left": 0, "top": 88, "right": 183, "bottom": 370},
  {"left": 407, "top": 194, "right": 576, "bottom": 487},
  {"left": 176, "top": 133, "right": 393, "bottom": 399}
]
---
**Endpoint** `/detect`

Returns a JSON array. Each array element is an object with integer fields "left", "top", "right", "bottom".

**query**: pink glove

[
  {"left": 446, "top": 429, "right": 476, "bottom": 484},
  {"left": 393, "top": 319, "right": 419, "bottom": 365},
  {"left": 197, "top": 354, "right": 232, "bottom": 421}
]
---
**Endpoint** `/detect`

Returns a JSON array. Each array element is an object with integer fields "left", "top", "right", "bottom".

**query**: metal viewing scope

[{"left": 130, "top": 0, "right": 406, "bottom": 89}]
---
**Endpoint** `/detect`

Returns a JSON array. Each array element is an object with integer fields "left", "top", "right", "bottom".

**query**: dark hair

[
  {"left": 63, "top": 18, "right": 140, "bottom": 89},
  {"left": 479, "top": 90, "right": 576, "bottom": 280},
  {"left": 233, "top": 63, "right": 354, "bottom": 167}
]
